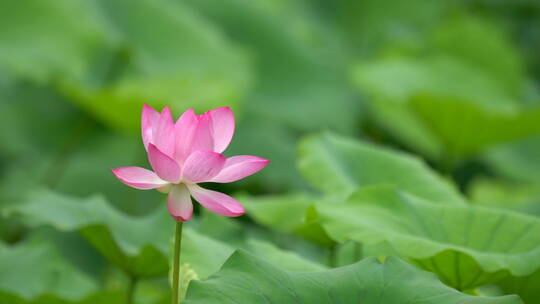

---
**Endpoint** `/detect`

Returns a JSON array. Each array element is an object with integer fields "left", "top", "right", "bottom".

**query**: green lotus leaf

[
  {"left": 485, "top": 135, "right": 540, "bottom": 184},
  {"left": 316, "top": 186, "right": 540, "bottom": 290},
  {"left": 9, "top": 189, "right": 171, "bottom": 278},
  {"left": 471, "top": 179, "right": 540, "bottom": 217},
  {"left": 298, "top": 132, "right": 464, "bottom": 204},
  {"left": 9, "top": 189, "right": 325, "bottom": 279},
  {"left": 0, "top": 240, "right": 99, "bottom": 303},
  {"left": 409, "top": 96, "right": 540, "bottom": 160},
  {"left": 499, "top": 268, "right": 540, "bottom": 304},
  {"left": 183, "top": 250, "right": 521, "bottom": 304},
  {"left": 244, "top": 193, "right": 334, "bottom": 248}
]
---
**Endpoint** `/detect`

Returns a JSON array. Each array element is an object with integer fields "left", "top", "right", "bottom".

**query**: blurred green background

[{"left": 1, "top": 0, "right": 540, "bottom": 303}]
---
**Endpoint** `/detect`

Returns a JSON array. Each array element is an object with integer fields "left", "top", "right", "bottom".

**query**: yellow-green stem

[{"left": 172, "top": 221, "right": 183, "bottom": 304}]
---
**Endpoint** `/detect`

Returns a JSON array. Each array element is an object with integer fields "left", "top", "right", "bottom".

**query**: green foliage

[
  {"left": 10, "top": 189, "right": 172, "bottom": 278},
  {"left": 317, "top": 186, "right": 540, "bottom": 290},
  {"left": 247, "top": 181, "right": 540, "bottom": 292},
  {"left": 0, "top": 240, "right": 98, "bottom": 303},
  {"left": 9, "top": 190, "right": 326, "bottom": 279},
  {"left": 245, "top": 193, "right": 334, "bottom": 247},
  {"left": 352, "top": 55, "right": 540, "bottom": 163},
  {"left": 184, "top": 250, "right": 521, "bottom": 303},
  {"left": 471, "top": 180, "right": 540, "bottom": 217},
  {"left": 351, "top": 15, "right": 539, "bottom": 164},
  {"left": 410, "top": 97, "right": 540, "bottom": 160},
  {"left": 243, "top": 239, "right": 326, "bottom": 272},
  {"left": 299, "top": 132, "right": 464, "bottom": 203},
  {"left": 64, "top": 0, "right": 250, "bottom": 131},
  {"left": 0, "top": 0, "right": 249, "bottom": 132},
  {"left": 331, "top": 0, "right": 447, "bottom": 54},
  {"left": 428, "top": 17, "right": 525, "bottom": 95},
  {"left": 0, "top": 0, "right": 107, "bottom": 84},
  {"left": 184, "top": 0, "right": 357, "bottom": 132},
  {"left": 499, "top": 269, "right": 540, "bottom": 304},
  {"left": 248, "top": 132, "right": 467, "bottom": 250},
  {"left": 485, "top": 136, "right": 540, "bottom": 183}
]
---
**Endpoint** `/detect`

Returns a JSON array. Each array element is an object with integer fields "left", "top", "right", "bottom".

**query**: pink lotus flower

[{"left": 112, "top": 105, "right": 269, "bottom": 222}]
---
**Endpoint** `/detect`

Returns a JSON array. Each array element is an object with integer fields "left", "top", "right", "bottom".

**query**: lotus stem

[{"left": 172, "top": 221, "right": 183, "bottom": 304}]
